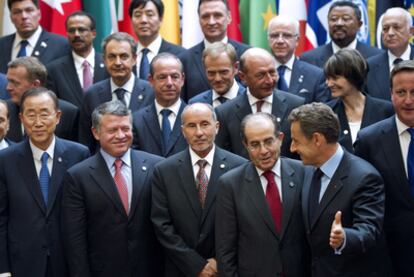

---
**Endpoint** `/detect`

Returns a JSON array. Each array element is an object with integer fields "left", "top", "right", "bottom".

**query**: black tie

[
  {"left": 308, "top": 168, "right": 324, "bottom": 225},
  {"left": 217, "top": 96, "right": 227, "bottom": 104},
  {"left": 393, "top": 58, "right": 403, "bottom": 66},
  {"left": 114, "top": 88, "right": 127, "bottom": 105}
]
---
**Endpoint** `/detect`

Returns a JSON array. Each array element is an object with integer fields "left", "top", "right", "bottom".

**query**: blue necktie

[
  {"left": 139, "top": 48, "right": 150, "bottom": 80},
  {"left": 17, "top": 40, "right": 28, "bottom": 57},
  {"left": 277, "top": 65, "right": 289, "bottom": 91},
  {"left": 161, "top": 109, "right": 172, "bottom": 155},
  {"left": 407, "top": 128, "right": 414, "bottom": 196},
  {"left": 39, "top": 152, "right": 50, "bottom": 204}
]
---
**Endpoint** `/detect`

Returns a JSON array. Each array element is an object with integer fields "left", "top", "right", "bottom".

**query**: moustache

[{"left": 72, "top": 37, "right": 84, "bottom": 43}]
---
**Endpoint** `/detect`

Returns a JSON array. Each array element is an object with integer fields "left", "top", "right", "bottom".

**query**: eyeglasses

[
  {"left": 268, "top": 32, "right": 298, "bottom": 41},
  {"left": 247, "top": 138, "right": 277, "bottom": 152}
]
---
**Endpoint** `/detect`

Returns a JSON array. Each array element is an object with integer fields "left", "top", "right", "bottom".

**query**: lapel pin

[
  {"left": 99, "top": 63, "right": 104, "bottom": 68},
  {"left": 343, "top": 129, "right": 349, "bottom": 135},
  {"left": 142, "top": 166, "right": 147, "bottom": 171},
  {"left": 220, "top": 163, "right": 225, "bottom": 169},
  {"left": 34, "top": 51, "right": 40, "bottom": 56},
  {"left": 276, "top": 117, "right": 281, "bottom": 122},
  {"left": 298, "top": 75, "right": 304, "bottom": 83},
  {"left": 138, "top": 94, "right": 143, "bottom": 101},
  {"left": 289, "top": 181, "right": 295, "bottom": 188},
  {"left": 58, "top": 157, "right": 62, "bottom": 162},
  {"left": 40, "top": 41, "right": 47, "bottom": 48}
]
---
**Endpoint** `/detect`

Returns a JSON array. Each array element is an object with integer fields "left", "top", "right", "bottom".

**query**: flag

[
  {"left": 39, "top": 0, "right": 82, "bottom": 36},
  {"left": 116, "top": 0, "right": 136, "bottom": 39},
  {"left": 306, "top": 0, "right": 331, "bottom": 48},
  {"left": 1, "top": 1, "right": 15, "bottom": 36},
  {"left": 160, "top": 0, "right": 181, "bottom": 44},
  {"left": 404, "top": 0, "right": 414, "bottom": 45},
  {"left": 182, "top": 0, "right": 203, "bottom": 48},
  {"left": 239, "top": 0, "right": 277, "bottom": 49},
  {"left": 227, "top": 0, "right": 242, "bottom": 42}
]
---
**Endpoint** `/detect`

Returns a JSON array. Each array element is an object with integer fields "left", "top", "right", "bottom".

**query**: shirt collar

[
  {"left": 319, "top": 145, "right": 344, "bottom": 179},
  {"left": 189, "top": 144, "right": 215, "bottom": 167},
  {"left": 14, "top": 26, "right": 42, "bottom": 49},
  {"left": 331, "top": 38, "right": 358, "bottom": 53},
  {"left": 275, "top": 55, "right": 295, "bottom": 71},
  {"left": 72, "top": 48, "right": 96, "bottom": 70},
  {"left": 388, "top": 45, "right": 411, "bottom": 66},
  {"left": 247, "top": 88, "right": 273, "bottom": 106},
  {"left": 204, "top": 36, "right": 228, "bottom": 48},
  {"left": 137, "top": 34, "right": 162, "bottom": 55},
  {"left": 100, "top": 148, "right": 131, "bottom": 169},
  {"left": 395, "top": 115, "right": 413, "bottom": 135},
  {"left": 255, "top": 158, "right": 281, "bottom": 179},
  {"left": 110, "top": 74, "right": 135, "bottom": 93},
  {"left": 212, "top": 80, "right": 239, "bottom": 100},
  {"left": 155, "top": 98, "right": 182, "bottom": 116},
  {"left": 29, "top": 135, "right": 56, "bottom": 161}
]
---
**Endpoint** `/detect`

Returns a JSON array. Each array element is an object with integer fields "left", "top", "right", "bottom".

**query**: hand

[
  {"left": 198, "top": 258, "right": 218, "bottom": 277},
  {"left": 330, "top": 211, "right": 344, "bottom": 250}
]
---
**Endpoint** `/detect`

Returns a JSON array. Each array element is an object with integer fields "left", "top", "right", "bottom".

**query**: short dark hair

[
  {"left": 150, "top": 52, "right": 183, "bottom": 76},
  {"left": 328, "top": 0, "right": 361, "bottom": 21},
  {"left": 288, "top": 102, "right": 340, "bottom": 144},
  {"left": 20, "top": 87, "right": 59, "bottom": 113},
  {"left": 324, "top": 49, "right": 367, "bottom": 91},
  {"left": 390, "top": 60, "right": 414, "bottom": 89},
  {"left": 240, "top": 112, "right": 281, "bottom": 144},
  {"left": 8, "top": 0, "right": 38, "bottom": 10},
  {"left": 198, "top": 0, "right": 229, "bottom": 14},
  {"left": 128, "top": 0, "right": 164, "bottom": 18},
  {"left": 8, "top": 57, "right": 47, "bottom": 85},
  {"left": 0, "top": 100, "right": 9, "bottom": 118},
  {"left": 92, "top": 101, "right": 131, "bottom": 131},
  {"left": 202, "top": 42, "right": 237, "bottom": 65},
  {"left": 65, "top": 11, "right": 96, "bottom": 31},
  {"left": 102, "top": 32, "right": 137, "bottom": 57}
]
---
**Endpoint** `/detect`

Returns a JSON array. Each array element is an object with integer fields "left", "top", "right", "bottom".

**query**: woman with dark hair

[{"left": 325, "top": 49, "right": 394, "bottom": 152}]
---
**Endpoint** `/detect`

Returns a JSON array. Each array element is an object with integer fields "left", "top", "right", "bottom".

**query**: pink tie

[
  {"left": 114, "top": 159, "right": 129, "bottom": 214},
  {"left": 82, "top": 60, "right": 93, "bottom": 91}
]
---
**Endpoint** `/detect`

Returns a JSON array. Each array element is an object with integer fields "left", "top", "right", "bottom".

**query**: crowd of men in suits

[{"left": 0, "top": 0, "right": 413, "bottom": 276}]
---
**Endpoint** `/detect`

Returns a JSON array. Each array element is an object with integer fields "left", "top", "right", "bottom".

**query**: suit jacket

[
  {"left": 0, "top": 73, "right": 9, "bottom": 100},
  {"left": 62, "top": 149, "right": 164, "bottom": 277},
  {"left": 216, "top": 158, "right": 310, "bottom": 277},
  {"left": 299, "top": 41, "right": 383, "bottom": 69},
  {"left": 0, "top": 138, "right": 89, "bottom": 277},
  {"left": 327, "top": 95, "right": 394, "bottom": 152},
  {"left": 132, "top": 101, "right": 187, "bottom": 157},
  {"left": 46, "top": 51, "right": 109, "bottom": 108},
  {"left": 302, "top": 150, "right": 386, "bottom": 277},
  {"left": 188, "top": 83, "right": 246, "bottom": 105},
  {"left": 354, "top": 116, "right": 414, "bottom": 276},
  {"left": 6, "top": 98, "right": 79, "bottom": 142},
  {"left": 79, "top": 77, "right": 154, "bottom": 152},
  {"left": 366, "top": 46, "right": 414, "bottom": 101},
  {"left": 151, "top": 147, "right": 247, "bottom": 277},
  {"left": 0, "top": 30, "right": 70, "bottom": 73},
  {"left": 215, "top": 90, "right": 304, "bottom": 159},
  {"left": 179, "top": 39, "right": 250, "bottom": 102},
  {"left": 288, "top": 59, "right": 330, "bottom": 103}
]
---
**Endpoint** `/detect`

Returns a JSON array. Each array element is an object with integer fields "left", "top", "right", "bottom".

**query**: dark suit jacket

[
  {"left": 354, "top": 116, "right": 414, "bottom": 276},
  {"left": 62, "top": 149, "right": 164, "bottom": 277},
  {"left": 188, "top": 83, "right": 246, "bottom": 105},
  {"left": 299, "top": 41, "right": 383, "bottom": 68},
  {"left": 46, "top": 51, "right": 109, "bottom": 108},
  {"left": 79, "top": 77, "right": 154, "bottom": 152},
  {"left": 216, "top": 158, "right": 310, "bottom": 277},
  {"left": 366, "top": 46, "right": 414, "bottom": 101},
  {"left": 0, "top": 30, "right": 70, "bottom": 73},
  {"left": 327, "top": 95, "right": 394, "bottom": 152},
  {"left": 215, "top": 90, "right": 304, "bottom": 159},
  {"left": 179, "top": 39, "right": 250, "bottom": 102},
  {"left": 0, "top": 73, "right": 9, "bottom": 100},
  {"left": 0, "top": 138, "right": 89, "bottom": 277},
  {"left": 151, "top": 147, "right": 247, "bottom": 277},
  {"left": 302, "top": 150, "right": 386, "bottom": 277},
  {"left": 288, "top": 59, "right": 330, "bottom": 103},
  {"left": 5, "top": 99, "right": 79, "bottom": 142},
  {"left": 132, "top": 101, "right": 187, "bottom": 157}
]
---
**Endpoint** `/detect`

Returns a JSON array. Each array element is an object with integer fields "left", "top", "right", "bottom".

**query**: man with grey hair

[
  {"left": 62, "top": 100, "right": 163, "bottom": 277},
  {"left": 289, "top": 102, "right": 388, "bottom": 276},
  {"left": 79, "top": 32, "right": 154, "bottom": 152},
  {"left": 188, "top": 42, "right": 245, "bottom": 107},
  {"left": 366, "top": 7, "right": 414, "bottom": 100},
  {"left": 268, "top": 15, "right": 330, "bottom": 103}
]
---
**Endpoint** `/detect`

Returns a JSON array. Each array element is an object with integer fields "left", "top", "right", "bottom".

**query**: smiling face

[
  {"left": 326, "top": 75, "right": 357, "bottom": 98},
  {"left": 198, "top": 0, "right": 231, "bottom": 42},
  {"left": 328, "top": 5, "right": 361, "bottom": 48},
  {"left": 204, "top": 51, "right": 237, "bottom": 95}
]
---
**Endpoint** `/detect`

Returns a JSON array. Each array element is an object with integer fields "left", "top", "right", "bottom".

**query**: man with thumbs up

[{"left": 289, "top": 102, "right": 389, "bottom": 277}]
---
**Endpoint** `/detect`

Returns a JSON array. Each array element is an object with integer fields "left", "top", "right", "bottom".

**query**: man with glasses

[{"left": 268, "top": 15, "right": 330, "bottom": 103}]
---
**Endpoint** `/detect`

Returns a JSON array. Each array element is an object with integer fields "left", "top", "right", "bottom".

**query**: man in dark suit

[
  {"left": 179, "top": 0, "right": 250, "bottom": 102},
  {"left": 354, "top": 60, "right": 414, "bottom": 276},
  {"left": 0, "top": 100, "right": 12, "bottom": 150},
  {"left": 0, "top": 0, "right": 70, "bottom": 74},
  {"left": 366, "top": 8, "right": 414, "bottom": 101},
  {"left": 5, "top": 57, "right": 79, "bottom": 142},
  {"left": 289, "top": 102, "right": 387, "bottom": 277},
  {"left": 151, "top": 103, "right": 247, "bottom": 276},
  {"left": 0, "top": 88, "right": 89, "bottom": 277},
  {"left": 129, "top": 0, "right": 185, "bottom": 80},
  {"left": 215, "top": 48, "right": 304, "bottom": 160},
  {"left": 132, "top": 53, "right": 187, "bottom": 157},
  {"left": 216, "top": 113, "right": 309, "bottom": 277},
  {"left": 0, "top": 74, "right": 9, "bottom": 100},
  {"left": 300, "top": 1, "right": 382, "bottom": 68},
  {"left": 268, "top": 15, "right": 330, "bottom": 103},
  {"left": 79, "top": 32, "right": 154, "bottom": 152},
  {"left": 188, "top": 42, "right": 245, "bottom": 107},
  {"left": 63, "top": 100, "right": 163, "bottom": 277},
  {"left": 46, "top": 11, "right": 109, "bottom": 109}
]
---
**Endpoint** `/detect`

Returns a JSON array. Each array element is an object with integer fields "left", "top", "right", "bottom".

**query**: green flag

[{"left": 239, "top": 0, "right": 277, "bottom": 50}]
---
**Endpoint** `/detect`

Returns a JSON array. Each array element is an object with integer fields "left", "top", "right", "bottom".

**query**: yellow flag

[{"left": 160, "top": 0, "right": 180, "bottom": 45}]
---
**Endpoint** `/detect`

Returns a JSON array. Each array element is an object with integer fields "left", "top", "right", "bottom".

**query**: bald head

[{"left": 382, "top": 7, "right": 413, "bottom": 56}]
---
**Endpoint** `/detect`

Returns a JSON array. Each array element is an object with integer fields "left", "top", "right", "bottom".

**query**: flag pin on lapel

[
  {"left": 58, "top": 157, "right": 62, "bottom": 162},
  {"left": 138, "top": 94, "right": 143, "bottom": 101},
  {"left": 40, "top": 41, "right": 47, "bottom": 48},
  {"left": 220, "top": 164, "right": 225, "bottom": 169},
  {"left": 298, "top": 75, "right": 304, "bottom": 83},
  {"left": 34, "top": 51, "right": 40, "bottom": 56},
  {"left": 289, "top": 181, "right": 295, "bottom": 188},
  {"left": 99, "top": 63, "right": 104, "bottom": 68},
  {"left": 142, "top": 166, "right": 147, "bottom": 171}
]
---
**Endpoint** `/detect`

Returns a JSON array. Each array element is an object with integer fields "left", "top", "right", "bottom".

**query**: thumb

[{"left": 334, "top": 211, "right": 342, "bottom": 227}]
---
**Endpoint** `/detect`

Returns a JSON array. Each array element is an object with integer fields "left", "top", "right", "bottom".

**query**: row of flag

[{"left": 1, "top": 0, "right": 413, "bottom": 54}]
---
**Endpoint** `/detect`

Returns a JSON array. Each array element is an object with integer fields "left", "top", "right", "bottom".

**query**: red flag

[
  {"left": 39, "top": 0, "right": 82, "bottom": 36},
  {"left": 227, "top": 0, "right": 242, "bottom": 41},
  {"left": 117, "top": 0, "right": 137, "bottom": 39}
]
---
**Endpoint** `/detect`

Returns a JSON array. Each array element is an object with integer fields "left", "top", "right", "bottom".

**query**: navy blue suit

[
  {"left": 46, "top": 52, "right": 109, "bottom": 108},
  {"left": 179, "top": 39, "right": 250, "bottom": 102},
  {"left": 159, "top": 39, "right": 186, "bottom": 56},
  {"left": 327, "top": 95, "right": 394, "bottom": 152},
  {"left": 132, "top": 101, "right": 187, "bottom": 157},
  {"left": 79, "top": 78, "right": 154, "bottom": 152},
  {"left": 215, "top": 90, "right": 304, "bottom": 159},
  {"left": 0, "top": 138, "right": 89, "bottom": 277},
  {"left": 354, "top": 116, "right": 414, "bottom": 276},
  {"left": 299, "top": 41, "right": 383, "bottom": 69},
  {"left": 0, "top": 74, "right": 9, "bottom": 100},
  {"left": 188, "top": 84, "right": 246, "bottom": 105},
  {"left": 0, "top": 30, "right": 70, "bottom": 73}
]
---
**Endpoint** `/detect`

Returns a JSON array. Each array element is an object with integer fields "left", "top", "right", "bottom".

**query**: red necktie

[
  {"left": 256, "top": 100, "right": 264, "bottom": 112},
  {"left": 263, "top": 171, "right": 283, "bottom": 233},
  {"left": 114, "top": 159, "right": 129, "bottom": 214},
  {"left": 82, "top": 60, "right": 93, "bottom": 91},
  {"left": 196, "top": 159, "right": 209, "bottom": 208}
]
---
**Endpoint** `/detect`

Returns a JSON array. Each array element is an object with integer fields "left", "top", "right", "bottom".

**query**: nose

[
  {"left": 115, "top": 128, "right": 126, "bottom": 139},
  {"left": 207, "top": 15, "right": 216, "bottom": 25},
  {"left": 195, "top": 125, "right": 204, "bottom": 136},
  {"left": 114, "top": 56, "right": 122, "bottom": 64}
]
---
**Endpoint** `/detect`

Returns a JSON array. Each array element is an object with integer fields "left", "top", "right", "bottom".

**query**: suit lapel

[
  {"left": 93, "top": 52, "right": 107, "bottom": 82},
  {"left": 98, "top": 80, "right": 112, "bottom": 103},
  {"left": 165, "top": 102, "right": 186, "bottom": 155},
  {"left": 143, "top": 104, "right": 163, "bottom": 152},
  {"left": 193, "top": 43, "right": 209, "bottom": 88},
  {"left": 62, "top": 55, "right": 84, "bottom": 105},
  {"left": 279, "top": 159, "right": 298, "bottom": 240},
  {"left": 372, "top": 54, "right": 389, "bottom": 91},
  {"left": 32, "top": 30, "right": 51, "bottom": 59},
  {"left": 235, "top": 95, "right": 253, "bottom": 122},
  {"left": 3, "top": 35, "right": 14, "bottom": 66},
  {"left": 302, "top": 168, "right": 313, "bottom": 230},
  {"left": 128, "top": 150, "right": 148, "bottom": 220},
  {"left": 129, "top": 78, "right": 150, "bottom": 111},
  {"left": 204, "top": 91, "right": 213, "bottom": 104},
  {"left": 289, "top": 59, "right": 302, "bottom": 93},
  {"left": 272, "top": 91, "right": 289, "bottom": 122}
]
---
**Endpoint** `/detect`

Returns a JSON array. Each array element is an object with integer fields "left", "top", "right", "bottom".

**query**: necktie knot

[
  {"left": 393, "top": 58, "right": 403, "bottom": 65},
  {"left": 217, "top": 96, "right": 227, "bottom": 104},
  {"left": 197, "top": 159, "right": 208, "bottom": 169},
  {"left": 314, "top": 168, "right": 324, "bottom": 180},
  {"left": 277, "top": 65, "right": 288, "bottom": 91},
  {"left": 277, "top": 65, "right": 286, "bottom": 75},
  {"left": 114, "top": 158, "right": 123, "bottom": 170},
  {"left": 263, "top": 170, "right": 275, "bottom": 181},
  {"left": 114, "top": 88, "right": 126, "bottom": 104},
  {"left": 142, "top": 48, "right": 149, "bottom": 55},
  {"left": 161, "top": 108, "right": 172, "bottom": 118},
  {"left": 407, "top": 128, "right": 414, "bottom": 139},
  {"left": 20, "top": 40, "right": 28, "bottom": 47},
  {"left": 41, "top": 152, "right": 49, "bottom": 164}
]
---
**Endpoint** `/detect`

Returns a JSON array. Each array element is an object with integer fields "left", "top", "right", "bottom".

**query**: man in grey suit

[
  {"left": 151, "top": 103, "right": 247, "bottom": 276},
  {"left": 216, "top": 113, "right": 309, "bottom": 277}
]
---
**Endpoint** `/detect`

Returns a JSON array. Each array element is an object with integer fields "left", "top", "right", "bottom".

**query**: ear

[{"left": 91, "top": 127, "right": 100, "bottom": 141}]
